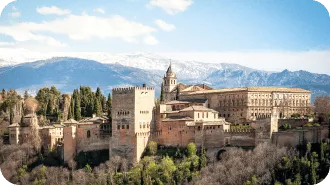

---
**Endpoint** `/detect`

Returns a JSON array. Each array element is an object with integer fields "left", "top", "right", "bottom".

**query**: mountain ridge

[{"left": 0, "top": 55, "right": 329, "bottom": 101}]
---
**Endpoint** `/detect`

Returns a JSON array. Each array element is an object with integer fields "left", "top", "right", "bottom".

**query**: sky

[{"left": 0, "top": 0, "right": 329, "bottom": 74}]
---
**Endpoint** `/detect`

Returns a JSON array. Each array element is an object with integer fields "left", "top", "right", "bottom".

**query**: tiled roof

[
  {"left": 163, "top": 116, "right": 194, "bottom": 121},
  {"left": 63, "top": 119, "right": 78, "bottom": 124},
  {"left": 182, "top": 87, "right": 311, "bottom": 95},
  {"left": 180, "top": 106, "right": 217, "bottom": 112}
]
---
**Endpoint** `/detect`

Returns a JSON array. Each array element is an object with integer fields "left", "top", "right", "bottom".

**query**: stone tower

[
  {"left": 110, "top": 85, "right": 155, "bottom": 163},
  {"left": 163, "top": 60, "right": 177, "bottom": 103}
]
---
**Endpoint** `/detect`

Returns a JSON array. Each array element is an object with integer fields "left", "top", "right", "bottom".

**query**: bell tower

[{"left": 163, "top": 60, "right": 177, "bottom": 103}]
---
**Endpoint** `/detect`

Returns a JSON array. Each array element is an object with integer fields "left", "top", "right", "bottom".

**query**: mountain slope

[
  {"left": 0, "top": 57, "right": 161, "bottom": 95},
  {"left": 0, "top": 56, "right": 329, "bottom": 101}
]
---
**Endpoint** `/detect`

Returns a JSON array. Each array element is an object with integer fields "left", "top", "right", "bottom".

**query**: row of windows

[
  {"left": 140, "top": 124, "right": 150, "bottom": 129},
  {"left": 117, "top": 125, "right": 129, "bottom": 130},
  {"left": 197, "top": 112, "right": 217, "bottom": 119},
  {"left": 117, "top": 111, "right": 130, "bottom": 116},
  {"left": 164, "top": 79, "right": 176, "bottom": 85},
  {"left": 140, "top": 111, "right": 150, "bottom": 114}
]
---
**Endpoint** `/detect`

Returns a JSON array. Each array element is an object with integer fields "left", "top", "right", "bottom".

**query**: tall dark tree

[
  {"left": 4, "top": 89, "right": 20, "bottom": 124},
  {"left": 68, "top": 95, "right": 74, "bottom": 120},
  {"left": 36, "top": 88, "right": 50, "bottom": 116},
  {"left": 93, "top": 97, "right": 102, "bottom": 117},
  {"left": 73, "top": 89, "right": 81, "bottom": 121},
  {"left": 160, "top": 82, "right": 164, "bottom": 103},
  {"left": 106, "top": 93, "right": 112, "bottom": 122},
  {"left": 176, "top": 87, "right": 180, "bottom": 100},
  {"left": 1, "top": 89, "right": 6, "bottom": 98},
  {"left": 24, "top": 90, "right": 29, "bottom": 100}
]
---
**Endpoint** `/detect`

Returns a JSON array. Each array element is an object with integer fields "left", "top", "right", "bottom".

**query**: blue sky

[{"left": 0, "top": 0, "right": 329, "bottom": 73}]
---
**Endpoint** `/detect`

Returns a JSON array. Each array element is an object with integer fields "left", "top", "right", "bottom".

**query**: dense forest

[{"left": 0, "top": 86, "right": 112, "bottom": 126}]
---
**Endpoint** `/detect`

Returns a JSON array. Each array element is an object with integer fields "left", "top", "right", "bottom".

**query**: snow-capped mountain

[{"left": 0, "top": 53, "right": 329, "bottom": 100}]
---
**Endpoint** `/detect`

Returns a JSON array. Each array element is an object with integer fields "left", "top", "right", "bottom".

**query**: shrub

[
  {"left": 147, "top": 141, "right": 158, "bottom": 156},
  {"left": 187, "top": 143, "right": 197, "bottom": 157}
]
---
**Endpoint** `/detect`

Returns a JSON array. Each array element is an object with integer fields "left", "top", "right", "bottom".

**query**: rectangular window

[
  {"left": 126, "top": 125, "right": 129, "bottom": 129},
  {"left": 117, "top": 125, "right": 120, "bottom": 130}
]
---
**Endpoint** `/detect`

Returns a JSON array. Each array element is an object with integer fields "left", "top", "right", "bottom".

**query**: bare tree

[{"left": 23, "top": 97, "right": 38, "bottom": 115}]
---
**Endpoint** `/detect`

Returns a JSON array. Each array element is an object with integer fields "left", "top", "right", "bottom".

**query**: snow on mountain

[{"left": 0, "top": 52, "right": 329, "bottom": 100}]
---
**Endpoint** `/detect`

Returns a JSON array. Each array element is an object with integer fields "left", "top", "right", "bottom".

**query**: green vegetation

[
  {"left": 146, "top": 141, "right": 158, "bottom": 156},
  {"left": 291, "top": 113, "right": 301, "bottom": 118},
  {"left": 304, "top": 123, "right": 321, "bottom": 127},
  {"left": 280, "top": 123, "right": 292, "bottom": 130}
]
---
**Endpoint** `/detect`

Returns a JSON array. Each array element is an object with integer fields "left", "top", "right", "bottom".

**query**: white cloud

[
  {"left": 12, "top": 6, "right": 17, "bottom": 11},
  {"left": 93, "top": 8, "right": 105, "bottom": 14},
  {"left": 0, "top": 14, "right": 157, "bottom": 47},
  {"left": 36, "top": 6, "right": 71, "bottom": 15},
  {"left": 0, "top": 42, "right": 15, "bottom": 46},
  {"left": 155, "top": 19, "right": 176, "bottom": 31},
  {"left": 148, "top": 0, "right": 193, "bottom": 15},
  {"left": 158, "top": 50, "right": 330, "bottom": 75},
  {"left": 144, "top": 35, "right": 159, "bottom": 45},
  {"left": 8, "top": 11, "right": 20, "bottom": 18},
  {"left": 0, "top": 0, "right": 10, "bottom": 9}
]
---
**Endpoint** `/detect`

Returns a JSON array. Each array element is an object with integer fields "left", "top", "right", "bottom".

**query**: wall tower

[
  {"left": 110, "top": 84, "right": 155, "bottom": 163},
  {"left": 163, "top": 60, "right": 177, "bottom": 103}
]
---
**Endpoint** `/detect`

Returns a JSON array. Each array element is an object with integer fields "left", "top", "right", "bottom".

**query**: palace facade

[{"left": 162, "top": 64, "right": 312, "bottom": 124}]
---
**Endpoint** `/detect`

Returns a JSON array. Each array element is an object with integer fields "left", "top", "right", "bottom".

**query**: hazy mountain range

[{"left": 0, "top": 53, "right": 329, "bottom": 100}]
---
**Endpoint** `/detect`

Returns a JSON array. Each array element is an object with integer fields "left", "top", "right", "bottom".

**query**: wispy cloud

[
  {"left": 36, "top": 6, "right": 71, "bottom": 15},
  {"left": 155, "top": 19, "right": 176, "bottom": 31},
  {"left": 8, "top": 11, "right": 20, "bottom": 18},
  {"left": 0, "top": 14, "right": 158, "bottom": 47},
  {"left": 144, "top": 35, "right": 159, "bottom": 45},
  {"left": 148, "top": 0, "right": 193, "bottom": 15},
  {"left": 93, "top": 8, "right": 105, "bottom": 14}
]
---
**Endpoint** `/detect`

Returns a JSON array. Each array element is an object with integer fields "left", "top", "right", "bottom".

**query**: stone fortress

[
  {"left": 109, "top": 63, "right": 328, "bottom": 163},
  {"left": 8, "top": 62, "right": 329, "bottom": 164}
]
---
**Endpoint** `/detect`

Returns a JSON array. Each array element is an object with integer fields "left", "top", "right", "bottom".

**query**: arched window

[{"left": 87, "top": 130, "right": 91, "bottom": 138}]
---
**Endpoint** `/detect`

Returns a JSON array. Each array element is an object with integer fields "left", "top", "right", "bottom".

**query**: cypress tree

[
  {"left": 94, "top": 97, "right": 102, "bottom": 117},
  {"left": 160, "top": 82, "right": 164, "bottom": 103},
  {"left": 106, "top": 93, "right": 112, "bottom": 122},
  {"left": 73, "top": 89, "right": 81, "bottom": 121},
  {"left": 68, "top": 95, "right": 74, "bottom": 120},
  {"left": 24, "top": 90, "right": 29, "bottom": 100},
  {"left": 176, "top": 86, "right": 180, "bottom": 100}
]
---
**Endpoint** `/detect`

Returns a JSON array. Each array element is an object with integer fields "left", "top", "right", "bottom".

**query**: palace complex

[{"left": 8, "top": 63, "right": 329, "bottom": 164}]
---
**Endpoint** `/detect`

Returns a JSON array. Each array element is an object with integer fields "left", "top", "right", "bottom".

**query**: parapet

[
  {"left": 224, "top": 129, "right": 254, "bottom": 133},
  {"left": 112, "top": 86, "right": 155, "bottom": 93}
]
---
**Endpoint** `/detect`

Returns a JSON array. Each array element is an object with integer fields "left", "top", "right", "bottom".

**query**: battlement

[
  {"left": 224, "top": 129, "right": 254, "bottom": 133},
  {"left": 112, "top": 86, "right": 155, "bottom": 93}
]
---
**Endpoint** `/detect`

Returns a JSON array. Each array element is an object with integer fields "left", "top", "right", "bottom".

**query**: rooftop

[
  {"left": 181, "top": 87, "right": 311, "bottom": 95},
  {"left": 180, "top": 106, "right": 218, "bottom": 112}
]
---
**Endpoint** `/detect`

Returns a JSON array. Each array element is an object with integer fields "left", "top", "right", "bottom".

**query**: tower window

[{"left": 87, "top": 130, "right": 91, "bottom": 138}]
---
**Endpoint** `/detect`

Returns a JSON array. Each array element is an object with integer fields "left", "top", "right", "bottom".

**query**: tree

[
  {"left": 24, "top": 91, "right": 29, "bottom": 100},
  {"left": 24, "top": 97, "right": 38, "bottom": 114},
  {"left": 93, "top": 97, "right": 102, "bottom": 117},
  {"left": 147, "top": 141, "right": 158, "bottom": 156},
  {"left": 160, "top": 83, "right": 164, "bottom": 103},
  {"left": 187, "top": 142, "right": 197, "bottom": 157},
  {"left": 4, "top": 89, "right": 20, "bottom": 124},
  {"left": 199, "top": 147, "right": 207, "bottom": 168},
  {"left": 314, "top": 96, "right": 330, "bottom": 122},
  {"left": 68, "top": 95, "right": 74, "bottom": 120},
  {"left": 73, "top": 89, "right": 81, "bottom": 121},
  {"left": 106, "top": 93, "right": 112, "bottom": 122},
  {"left": 176, "top": 87, "right": 180, "bottom": 100}
]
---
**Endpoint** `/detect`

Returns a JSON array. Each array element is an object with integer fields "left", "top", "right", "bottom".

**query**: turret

[{"left": 162, "top": 60, "right": 178, "bottom": 102}]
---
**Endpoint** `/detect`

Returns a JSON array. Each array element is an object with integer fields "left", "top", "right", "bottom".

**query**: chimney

[{"left": 142, "top": 84, "right": 146, "bottom": 88}]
